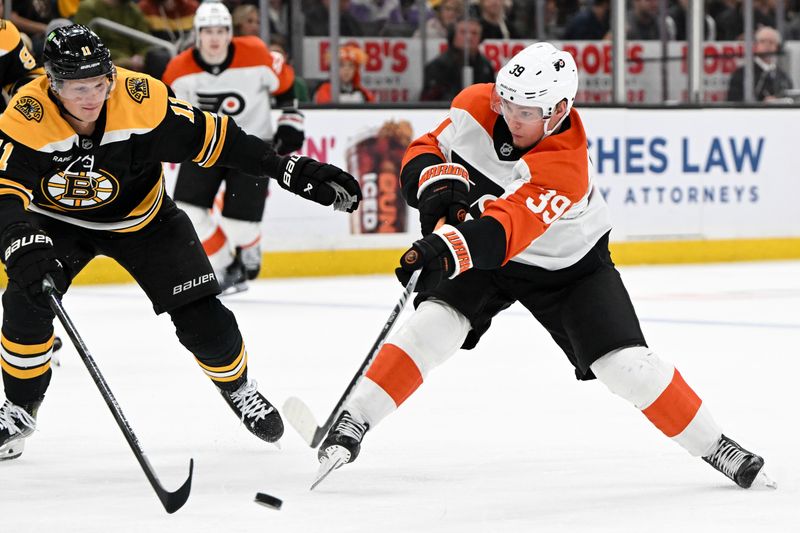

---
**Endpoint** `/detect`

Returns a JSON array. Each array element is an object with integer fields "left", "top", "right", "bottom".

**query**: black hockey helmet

[{"left": 43, "top": 25, "right": 115, "bottom": 94}]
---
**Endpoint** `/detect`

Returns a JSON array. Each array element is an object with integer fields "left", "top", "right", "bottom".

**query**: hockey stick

[
  {"left": 283, "top": 269, "right": 421, "bottom": 448},
  {"left": 43, "top": 277, "right": 194, "bottom": 514}
]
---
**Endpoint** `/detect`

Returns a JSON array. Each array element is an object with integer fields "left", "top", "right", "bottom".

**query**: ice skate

[
  {"left": 703, "top": 434, "right": 777, "bottom": 489},
  {"left": 218, "top": 379, "right": 284, "bottom": 443},
  {"left": 312, "top": 411, "right": 369, "bottom": 490},
  {"left": 217, "top": 253, "right": 249, "bottom": 295},
  {"left": 0, "top": 399, "right": 40, "bottom": 461},
  {"left": 238, "top": 245, "right": 262, "bottom": 281}
]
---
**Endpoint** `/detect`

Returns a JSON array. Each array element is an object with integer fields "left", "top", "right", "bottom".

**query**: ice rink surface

[{"left": 1, "top": 261, "right": 798, "bottom": 533}]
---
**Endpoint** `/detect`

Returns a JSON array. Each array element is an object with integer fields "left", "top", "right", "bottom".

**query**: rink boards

[{"left": 4, "top": 107, "right": 800, "bottom": 285}]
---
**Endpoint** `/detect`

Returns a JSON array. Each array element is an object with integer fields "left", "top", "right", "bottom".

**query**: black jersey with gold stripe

[{"left": 0, "top": 67, "right": 263, "bottom": 233}]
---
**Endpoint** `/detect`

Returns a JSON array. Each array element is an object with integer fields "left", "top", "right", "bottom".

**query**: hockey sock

[
  {"left": 346, "top": 300, "right": 470, "bottom": 427},
  {"left": 170, "top": 296, "right": 248, "bottom": 391},
  {"left": 1, "top": 332, "right": 55, "bottom": 405},
  {"left": 590, "top": 346, "right": 721, "bottom": 457}
]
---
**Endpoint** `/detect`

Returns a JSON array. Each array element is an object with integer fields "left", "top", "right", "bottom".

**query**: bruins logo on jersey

[
  {"left": 42, "top": 169, "right": 120, "bottom": 210},
  {"left": 126, "top": 77, "right": 150, "bottom": 103},
  {"left": 14, "top": 96, "right": 44, "bottom": 122}
]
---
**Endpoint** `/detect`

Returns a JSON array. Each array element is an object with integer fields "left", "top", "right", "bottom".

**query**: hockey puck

[{"left": 254, "top": 492, "right": 282, "bottom": 510}]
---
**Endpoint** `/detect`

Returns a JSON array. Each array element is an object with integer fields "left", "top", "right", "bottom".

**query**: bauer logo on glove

[{"left": 274, "top": 154, "right": 362, "bottom": 212}]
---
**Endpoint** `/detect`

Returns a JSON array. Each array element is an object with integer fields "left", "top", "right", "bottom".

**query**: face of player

[
  {"left": 57, "top": 74, "right": 113, "bottom": 123},
  {"left": 198, "top": 26, "right": 232, "bottom": 64},
  {"left": 502, "top": 99, "right": 568, "bottom": 149}
]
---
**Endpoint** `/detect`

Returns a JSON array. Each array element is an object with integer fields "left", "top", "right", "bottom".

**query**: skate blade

[
  {"left": 310, "top": 447, "right": 349, "bottom": 491},
  {"left": 751, "top": 469, "right": 778, "bottom": 490},
  {"left": 220, "top": 282, "right": 249, "bottom": 296},
  {"left": 0, "top": 439, "right": 24, "bottom": 461}
]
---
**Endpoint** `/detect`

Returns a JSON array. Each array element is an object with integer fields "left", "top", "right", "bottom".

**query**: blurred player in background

[
  {"left": 0, "top": 25, "right": 359, "bottom": 460},
  {"left": 315, "top": 43, "right": 775, "bottom": 491},
  {"left": 162, "top": 1, "right": 305, "bottom": 293},
  {"left": 0, "top": 16, "right": 40, "bottom": 111}
]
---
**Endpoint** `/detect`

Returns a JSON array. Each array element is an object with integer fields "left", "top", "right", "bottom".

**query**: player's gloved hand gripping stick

[{"left": 42, "top": 276, "right": 194, "bottom": 514}]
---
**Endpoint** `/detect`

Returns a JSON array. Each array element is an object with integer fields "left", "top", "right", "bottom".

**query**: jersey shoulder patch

[
  {"left": 0, "top": 76, "right": 76, "bottom": 151},
  {"left": 105, "top": 68, "right": 169, "bottom": 137}
]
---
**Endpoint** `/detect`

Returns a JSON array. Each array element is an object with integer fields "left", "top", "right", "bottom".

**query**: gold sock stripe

[
  {"left": 196, "top": 343, "right": 248, "bottom": 382},
  {"left": 1, "top": 358, "right": 51, "bottom": 379},
  {"left": 1, "top": 334, "right": 54, "bottom": 355}
]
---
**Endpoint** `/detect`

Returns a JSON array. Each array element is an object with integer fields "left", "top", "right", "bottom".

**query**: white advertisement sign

[
  {"left": 164, "top": 108, "right": 800, "bottom": 252},
  {"left": 302, "top": 38, "right": 749, "bottom": 103}
]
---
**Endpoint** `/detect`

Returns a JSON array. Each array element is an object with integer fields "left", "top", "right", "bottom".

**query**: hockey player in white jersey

[
  {"left": 314, "top": 43, "right": 776, "bottom": 490},
  {"left": 162, "top": 2, "right": 304, "bottom": 292}
]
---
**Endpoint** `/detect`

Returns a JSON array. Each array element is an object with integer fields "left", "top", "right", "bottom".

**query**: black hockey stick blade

[
  {"left": 154, "top": 458, "right": 194, "bottom": 514},
  {"left": 43, "top": 276, "right": 194, "bottom": 513},
  {"left": 283, "top": 270, "right": 421, "bottom": 448}
]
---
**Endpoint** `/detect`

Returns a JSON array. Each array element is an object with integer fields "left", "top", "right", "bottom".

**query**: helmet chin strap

[{"left": 541, "top": 109, "right": 570, "bottom": 139}]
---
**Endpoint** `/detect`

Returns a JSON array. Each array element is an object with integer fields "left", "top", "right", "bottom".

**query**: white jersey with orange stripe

[
  {"left": 404, "top": 83, "right": 612, "bottom": 271},
  {"left": 162, "top": 36, "right": 294, "bottom": 141}
]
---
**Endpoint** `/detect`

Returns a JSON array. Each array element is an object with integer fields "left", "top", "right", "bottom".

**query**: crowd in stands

[{"left": 4, "top": 0, "right": 800, "bottom": 103}]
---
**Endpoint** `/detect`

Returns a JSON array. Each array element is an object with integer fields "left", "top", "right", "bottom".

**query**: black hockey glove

[
  {"left": 395, "top": 224, "right": 473, "bottom": 292},
  {"left": 416, "top": 163, "right": 470, "bottom": 235},
  {"left": 2, "top": 223, "right": 67, "bottom": 309},
  {"left": 273, "top": 108, "right": 305, "bottom": 155},
  {"left": 272, "top": 154, "right": 362, "bottom": 212}
]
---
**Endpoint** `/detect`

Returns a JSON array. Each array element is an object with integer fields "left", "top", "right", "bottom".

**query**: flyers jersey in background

[{"left": 162, "top": 36, "right": 294, "bottom": 140}]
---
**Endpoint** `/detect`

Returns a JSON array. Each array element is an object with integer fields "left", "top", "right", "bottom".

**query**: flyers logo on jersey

[
  {"left": 42, "top": 169, "right": 120, "bottom": 210},
  {"left": 197, "top": 91, "right": 246, "bottom": 116},
  {"left": 126, "top": 77, "right": 150, "bottom": 103},
  {"left": 14, "top": 96, "right": 43, "bottom": 122}
]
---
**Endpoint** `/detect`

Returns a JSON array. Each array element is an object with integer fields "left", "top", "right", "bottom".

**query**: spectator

[
  {"left": 563, "top": 0, "right": 610, "bottom": 40},
  {"left": 420, "top": 17, "right": 494, "bottom": 102},
  {"left": 73, "top": 0, "right": 152, "bottom": 72},
  {"left": 716, "top": 0, "right": 776, "bottom": 41},
  {"left": 626, "top": 0, "right": 662, "bottom": 40},
  {"left": 313, "top": 44, "right": 375, "bottom": 103},
  {"left": 10, "top": 0, "right": 73, "bottom": 54},
  {"left": 138, "top": 0, "right": 198, "bottom": 48},
  {"left": 382, "top": 0, "right": 425, "bottom": 37},
  {"left": 268, "top": 0, "right": 289, "bottom": 36},
  {"left": 232, "top": 4, "right": 260, "bottom": 36},
  {"left": 413, "top": 0, "right": 463, "bottom": 39},
  {"left": 476, "top": 0, "right": 519, "bottom": 40},
  {"left": 305, "top": 0, "right": 364, "bottom": 36},
  {"left": 727, "top": 26, "right": 793, "bottom": 102},
  {"left": 666, "top": 0, "right": 716, "bottom": 40},
  {"left": 270, "top": 35, "right": 311, "bottom": 102},
  {"left": 348, "top": 0, "right": 400, "bottom": 34}
]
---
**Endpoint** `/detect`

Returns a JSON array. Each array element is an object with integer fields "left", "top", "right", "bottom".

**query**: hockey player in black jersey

[{"left": 0, "top": 25, "right": 361, "bottom": 460}]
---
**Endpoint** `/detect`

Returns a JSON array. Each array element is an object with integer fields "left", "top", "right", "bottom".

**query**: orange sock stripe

[
  {"left": 365, "top": 343, "right": 423, "bottom": 407},
  {"left": 642, "top": 368, "right": 702, "bottom": 438},
  {"left": 202, "top": 226, "right": 227, "bottom": 256}
]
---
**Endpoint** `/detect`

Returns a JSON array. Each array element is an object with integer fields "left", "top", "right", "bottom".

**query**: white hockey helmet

[
  {"left": 194, "top": 1, "right": 233, "bottom": 35},
  {"left": 491, "top": 42, "right": 578, "bottom": 136}
]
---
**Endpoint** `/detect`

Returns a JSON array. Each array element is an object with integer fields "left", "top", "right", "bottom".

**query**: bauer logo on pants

[{"left": 173, "top": 273, "right": 216, "bottom": 295}]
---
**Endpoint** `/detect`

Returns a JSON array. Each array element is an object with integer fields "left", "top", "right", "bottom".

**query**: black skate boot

[
  {"left": 0, "top": 399, "right": 41, "bottom": 461},
  {"left": 218, "top": 379, "right": 284, "bottom": 443},
  {"left": 218, "top": 252, "right": 248, "bottom": 295},
  {"left": 312, "top": 411, "right": 369, "bottom": 489},
  {"left": 238, "top": 245, "right": 262, "bottom": 281},
  {"left": 703, "top": 434, "right": 776, "bottom": 489}
]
